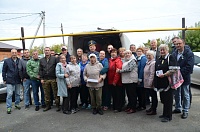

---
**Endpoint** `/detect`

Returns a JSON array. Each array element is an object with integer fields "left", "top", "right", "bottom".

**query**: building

[{"left": 0, "top": 42, "right": 22, "bottom": 61}]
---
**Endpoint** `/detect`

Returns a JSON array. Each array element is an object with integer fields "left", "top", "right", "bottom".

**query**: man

[
  {"left": 150, "top": 39, "right": 160, "bottom": 60},
  {"left": 50, "top": 50, "right": 55, "bottom": 56},
  {"left": 130, "top": 44, "right": 137, "bottom": 58},
  {"left": 2, "top": 49, "right": 21, "bottom": 114},
  {"left": 172, "top": 39, "right": 194, "bottom": 119},
  {"left": 76, "top": 48, "right": 83, "bottom": 64},
  {"left": 60, "top": 46, "right": 70, "bottom": 63},
  {"left": 18, "top": 49, "right": 31, "bottom": 110},
  {"left": 171, "top": 37, "right": 180, "bottom": 53},
  {"left": 27, "top": 50, "right": 45, "bottom": 111},
  {"left": 39, "top": 47, "right": 60, "bottom": 112},
  {"left": 106, "top": 44, "right": 113, "bottom": 59},
  {"left": 87, "top": 40, "right": 99, "bottom": 60}
]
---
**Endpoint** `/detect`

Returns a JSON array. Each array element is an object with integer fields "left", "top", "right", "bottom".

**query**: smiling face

[
  {"left": 125, "top": 51, "right": 132, "bottom": 59},
  {"left": 175, "top": 39, "right": 185, "bottom": 52},
  {"left": 99, "top": 51, "right": 105, "bottom": 60},
  {"left": 60, "top": 55, "right": 66, "bottom": 63}
]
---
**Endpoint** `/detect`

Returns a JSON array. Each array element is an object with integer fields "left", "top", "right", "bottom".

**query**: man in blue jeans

[
  {"left": 2, "top": 49, "right": 21, "bottom": 114},
  {"left": 172, "top": 39, "right": 194, "bottom": 119},
  {"left": 18, "top": 49, "right": 31, "bottom": 110}
]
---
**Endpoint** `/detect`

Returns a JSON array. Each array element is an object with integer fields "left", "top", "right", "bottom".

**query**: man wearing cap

[
  {"left": 87, "top": 40, "right": 99, "bottom": 60},
  {"left": 60, "top": 45, "right": 71, "bottom": 63}
]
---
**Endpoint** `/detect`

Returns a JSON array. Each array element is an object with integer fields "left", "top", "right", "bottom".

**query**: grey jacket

[
  {"left": 18, "top": 57, "right": 30, "bottom": 80},
  {"left": 84, "top": 61, "right": 106, "bottom": 88},
  {"left": 119, "top": 55, "right": 138, "bottom": 84},
  {"left": 143, "top": 59, "right": 155, "bottom": 88}
]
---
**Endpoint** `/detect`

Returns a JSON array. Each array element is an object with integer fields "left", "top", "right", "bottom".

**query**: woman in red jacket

[{"left": 108, "top": 48, "right": 123, "bottom": 112}]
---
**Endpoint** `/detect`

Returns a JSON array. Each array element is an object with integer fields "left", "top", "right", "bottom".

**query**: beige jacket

[{"left": 143, "top": 59, "right": 155, "bottom": 88}]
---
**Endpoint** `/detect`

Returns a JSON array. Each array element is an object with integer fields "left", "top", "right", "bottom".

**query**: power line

[
  {"left": 0, "top": 14, "right": 38, "bottom": 21},
  {"left": 0, "top": 13, "right": 40, "bottom": 15}
]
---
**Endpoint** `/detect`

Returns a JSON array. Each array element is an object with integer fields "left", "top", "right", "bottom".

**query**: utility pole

[
  {"left": 182, "top": 17, "right": 186, "bottom": 41},
  {"left": 21, "top": 27, "right": 25, "bottom": 50},
  {"left": 61, "top": 23, "right": 65, "bottom": 45},
  {"left": 42, "top": 11, "right": 46, "bottom": 48}
]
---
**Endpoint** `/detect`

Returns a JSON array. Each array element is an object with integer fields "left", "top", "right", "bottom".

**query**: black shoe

[
  {"left": 173, "top": 109, "right": 181, "bottom": 114},
  {"left": 41, "top": 105, "right": 46, "bottom": 108},
  {"left": 43, "top": 106, "right": 51, "bottom": 112},
  {"left": 159, "top": 115, "right": 165, "bottom": 118},
  {"left": 93, "top": 108, "right": 97, "bottom": 115},
  {"left": 146, "top": 108, "right": 152, "bottom": 113},
  {"left": 35, "top": 106, "right": 39, "bottom": 111},
  {"left": 56, "top": 106, "right": 61, "bottom": 112},
  {"left": 161, "top": 117, "right": 171, "bottom": 122},
  {"left": 181, "top": 113, "right": 188, "bottom": 119},
  {"left": 98, "top": 108, "right": 104, "bottom": 115},
  {"left": 25, "top": 105, "right": 30, "bottom": 110},
  {"left": 63, "top": 111, "right": 71, "bottom": 114}
]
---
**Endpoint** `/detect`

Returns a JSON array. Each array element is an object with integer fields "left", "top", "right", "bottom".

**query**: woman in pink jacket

[{"left": 143, "top": 50, "right": 158, "bottom": 115}]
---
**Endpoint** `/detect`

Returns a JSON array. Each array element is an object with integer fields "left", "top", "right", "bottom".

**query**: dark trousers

[
  {"left": 68, "top": 87, "right": 78, "bottom": 110},
  {"left": 124, "top": 83, "right": 137, "bottom": 109},
  {"left": 63, "top": 97, "right": 70, "bottom": 111},
  {"left": 160, "top": 89, "right": 173, "bottom": 119},
  {"left": 102, "top": 78, "right": 111, "bottom": 107},
  {"left": 110, "top": 85, "right": 123, "bottom": 111},
  {"left": 148, "top": 88, "right": 158, "bottom": 112},
  {"left": 136, "top": 87, "right": 146, "bottom": 108},
  {"left": 80, "top": 84, "right": 91, "bottom": 105}
]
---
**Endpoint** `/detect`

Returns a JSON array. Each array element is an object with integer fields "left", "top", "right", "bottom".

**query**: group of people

[{"left": 2, "top": 37, "right": 194, "bottom": 123}]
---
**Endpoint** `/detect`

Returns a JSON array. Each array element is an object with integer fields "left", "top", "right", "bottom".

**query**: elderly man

[
  {"left": 130, "top": 44, "right": 137, "bottom": 58},
  {"left": 2, "top": 49, "right": 21, "bottom": 114},
  {"left": 87, "top": 40, "right": 99, "bottom": 60},
  {"left": 150, "top": 39, "right": 160, "bottom": 60},
  {"left": 76, "top": 48, "right": 83, "bottom": 64},
  {"left": 106, "top": 44, "right": 113, "bottom": 59},
  {"left": 172, "top": 39, "right": 194, "bottom": 119},
  {"left": 60, "top": 45, "right": 70, "bottom": 63}
]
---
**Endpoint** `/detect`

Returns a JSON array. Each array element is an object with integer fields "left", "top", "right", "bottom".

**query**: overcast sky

[{"left": 0, "top": 0, "right": 200, "bottom": 49}]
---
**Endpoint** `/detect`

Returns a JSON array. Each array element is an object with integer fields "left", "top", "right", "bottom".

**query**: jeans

[
  {"left": 174, "top": 84, "right": 190, "bottom": 113},
  {"left": 6, "top": 84, "right": 21, "bottom": 108},
  {"left": 31, "top": 80, "right": 45, "bottom": 106},
  {"left": 23, "top": 79, "right": 32, "bottom": 106}
]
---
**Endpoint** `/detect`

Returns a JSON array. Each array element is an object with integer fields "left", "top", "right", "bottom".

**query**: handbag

[{"left": 167, "top": 55, "right": 184, "bottom": 89}]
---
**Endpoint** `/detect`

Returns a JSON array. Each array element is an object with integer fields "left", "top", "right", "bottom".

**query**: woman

[
  {"left": 143, "top": 50, "right": 157, "bottom": 115},
  {"left": 66, "top": 55, "right": 81, "bottom": 114},
  {"left": 118, "top": 47, "right": 126, "bottom": 63},
  {"left": 55, "top": 54, "right": 70, "bottom": 114},
  {"left": 136, "top": 47, "right": 147, "bottom": 110},
  {"left": 108, "top": 48, "right": 123, "bottom": 112},
  {"left": 83, "top": 54, "right": 106, "bottom": 115},
  {"left": 79, "top": 53, "right": 91, "bottom": 109},
  {"left": 154, "top": 44, "right": 177, "bottom": 122},
  {"left": 116, "top": 50, "right": 138, "bottom": 114}
]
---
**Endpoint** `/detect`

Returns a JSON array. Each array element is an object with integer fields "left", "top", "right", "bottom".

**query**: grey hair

[
  {"left": 159, "top": 44, "right": 169, "bottom": 51},
  {"left": 124, "top": 50, "right": 132, "bottom": 54},
  {"left": 150, "top": 39, "right": 157, "bottom": 43},
  {"left": 146, "top": 50, "right": 155, "bottom": 57}
]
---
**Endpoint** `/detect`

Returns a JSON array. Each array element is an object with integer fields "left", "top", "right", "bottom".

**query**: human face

[
  {"left": 51, "top": 51, "right": 55, "bottom": 56},
  {"left": 175, "top": 39, "right": 185, "bottom": 51},
  {"left": 150, "top": 40, "right": 157, "bottom": 50},
  {"left": 136, "top": 49, "right": 143, "bottom": 57},
  {"left": 172, "top": 38, "right": 178, "bottom": 48},
  {"left": 90, "top": 56, "right": 96, "bottom": 64},
  {"left": 11, "top": 49, "right": 17, "bottom": 58},
  {"left": 130, "top": 45, "right": 136, "bottom": 52},
  {"left": 146, "top": 53, "right": 153, "bottom": 61},
  {"left": 70, "top": 57, "right": 77, "bottom": 64},
  {"left": 44, "top": 48, "right": 51, "bottom": 56},
  {"left": 125, "top": 52, "right": 132, "bottom": 59},
  {"left": 32, "top": 51, "right": 38, "bottom": 60},
  {"left": 60, "top": 56, "right": 66, "bottom": 63},
  {"left": 99, "top": 51, "right": 105, "bottom": 60},
  {"left": 107, "top": 45, "right": 113, "bottom": 53},
  {"left": 160, "top": 48, "right": 168, "bottom": 57},
  {"left": 61, "top": 48, "right": 67, "bottom": 55},
  {"left": 111, "top": 51, "right": 117, "bottom": 58},
  {"left": 119, "top": 50, "right": 125, "bottom": 58},
  {"left": 81, "top": 55, "right": 88, "bottom": 62},
  {"left": 23, "top": 50, "right": 30, "bottom": 58},
  {"left": 89, "top": 45, "right": 96, "bottom": 52},
  {"left": 77, "top": 49, "right": 83, "bottom": 57}
]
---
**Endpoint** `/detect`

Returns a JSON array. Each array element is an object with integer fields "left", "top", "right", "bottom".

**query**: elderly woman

[
  {"left": 143, "top": 50, "right": 157, "bottom": 115},
  {"left": 116, "top": 50, "right": 138, "bottom": 114},
  {"left": 108, "top": 48, "right": 123, "bottom": 112},
  {"left": 154, "top": 44, "right": 177, "bottom": 122},
  {"left": 118, "top": 47, "right": 126, "bottom": 63},
  {"left": 66, "top": 55, "right": 81, "bottom": 114},
  {"left": 83, "top": 53, "right": 106, "bottom": 115},
  {"left": 55, "top": 54, "right": 70, "bottom": 114},
  {"left": 136, "top": 47, "right": 147, "bottom": 111}
]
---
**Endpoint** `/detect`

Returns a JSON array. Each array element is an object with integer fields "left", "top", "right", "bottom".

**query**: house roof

[{"left": 0, "top": 42, "right": 21, "bottom": 49}]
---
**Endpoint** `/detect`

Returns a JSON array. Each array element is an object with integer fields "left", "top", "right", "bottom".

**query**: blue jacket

[
  {"left": 172, "top": 46, "right": 194, "bottom": 85},
  {"left": 79, "top": 61, "right": 88, "bottom": 85},
  {"left": 2, "top": 58, "right": 21, "bottom": 84},
  {"left": 137, "top": 55, "right": 147, "bottom": 87},
  {"left": 99, "top": 58, "right": 109, "bottom": 75}
]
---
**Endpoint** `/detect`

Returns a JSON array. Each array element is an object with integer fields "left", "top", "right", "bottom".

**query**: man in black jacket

[
  {"left": 39, "top": 47, "right": 60, "bottom": 112},
  {"left": 2, "top": 49, "right": 21, "bottom": 114},
  {"left": 150, "top": 39, "right": 160, "bottom": 60}
]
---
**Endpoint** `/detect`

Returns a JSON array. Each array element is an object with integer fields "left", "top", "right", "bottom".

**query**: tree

[
  {"left": 50, "top": 44, "right": 63, "bottom": 54},
  {"left": 30, "top": 45, "right": 44, "bottom": 55},
  {"left": 179, "top": 21, "right": 200, "bottom": 51}
]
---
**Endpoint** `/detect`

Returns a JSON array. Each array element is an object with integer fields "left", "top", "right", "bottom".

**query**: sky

[{"left": 0, "top": 0, "right": 200, "bottom": 49}]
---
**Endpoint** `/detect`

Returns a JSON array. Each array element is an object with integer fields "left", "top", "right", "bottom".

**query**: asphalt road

[{"left": 0, "top": 85, "right": 200, "bottom": 132}]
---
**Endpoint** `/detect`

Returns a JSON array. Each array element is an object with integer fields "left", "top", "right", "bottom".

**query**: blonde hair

[
  {"left": 159, "top": 44, "right": 169, "bottom": 51},
  {"left": 118, "top": 47, "right": 126, "bottom": 52}
]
